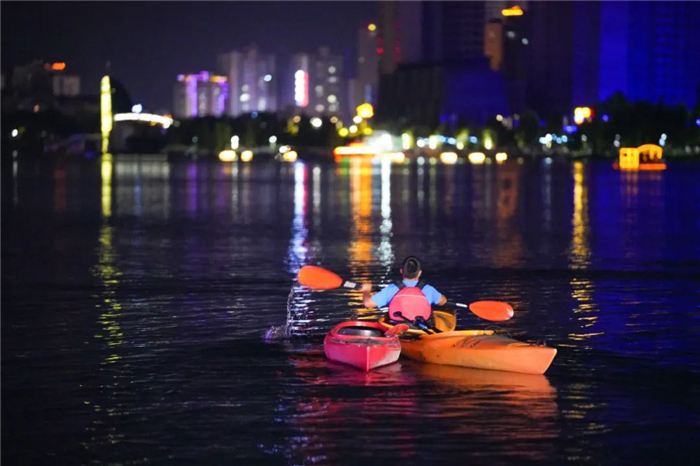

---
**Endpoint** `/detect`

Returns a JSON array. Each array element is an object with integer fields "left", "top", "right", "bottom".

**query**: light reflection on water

[{"left": 3, "top": 155, "right": 700, "bottom": 464}]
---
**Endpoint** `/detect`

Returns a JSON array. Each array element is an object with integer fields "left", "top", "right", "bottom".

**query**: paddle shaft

[
  {"left": 341, "top": 280, "right": 362, "bottom": 291},
  {"left": 449, "top": 301, "right": 470, "bottom": 310}
]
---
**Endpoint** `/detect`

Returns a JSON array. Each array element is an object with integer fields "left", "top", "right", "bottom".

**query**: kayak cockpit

[{"left": 336, "top": 327, "right": 385, "bottom": 337}]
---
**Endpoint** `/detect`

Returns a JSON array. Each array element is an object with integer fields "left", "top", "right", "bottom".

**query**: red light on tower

[
  {"left": 45, "top": 62, "right": 66, "bottom": 71},
  {"left": 377, "top": 47, "right": 384, "bottom": 55}
]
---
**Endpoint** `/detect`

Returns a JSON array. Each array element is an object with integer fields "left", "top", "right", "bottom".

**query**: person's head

[{"left": 400, "top": 256, "right": 422, "bottom": 280}]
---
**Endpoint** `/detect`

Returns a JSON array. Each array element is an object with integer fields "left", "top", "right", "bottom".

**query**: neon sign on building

[{"left": 294, "top": 70, "right": 309, "bottom": 107}]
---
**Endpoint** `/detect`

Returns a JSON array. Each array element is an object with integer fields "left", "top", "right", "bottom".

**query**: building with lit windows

[
  {"left": 218, "top": 45, "right": 276, "bottom": 116},
  {"left": 378, "top": 1, "right": 489, "bottom": 73},
  {"left": 6, "top": 61, "right": 83, "bottom": 112},
  {"left": 173, "top": 71, "right": 228, "bottom": 118},
  {"left": 43, "top": 62, "right": 81, "bottom": 97},
  {"left": 291, "top": 47, "right": 344, "bottom": 117}
]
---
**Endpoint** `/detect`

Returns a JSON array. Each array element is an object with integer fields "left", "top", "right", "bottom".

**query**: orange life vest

[{"left": 388, "top": 280, "right": 432, "bottom": 322}]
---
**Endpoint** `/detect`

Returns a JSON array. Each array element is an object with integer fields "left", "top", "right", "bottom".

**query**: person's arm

[
  {"left": 425, "top": 285, "right": 447, "bottom": 306},
  {"left": 362, "top": 283, "right": 377, "bottom": 308}
]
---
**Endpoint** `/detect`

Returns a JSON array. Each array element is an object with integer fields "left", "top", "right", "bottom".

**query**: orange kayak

[
  {"left": 379, "top": 313, "right": 557, "bottom": 375},
  {"left": 324, "top": 321, "right": 403, "bottom": 372}
]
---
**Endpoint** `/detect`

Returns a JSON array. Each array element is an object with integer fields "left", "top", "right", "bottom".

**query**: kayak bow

[{"left": 324, "top": 321, "right": 405, "bottom": 372}]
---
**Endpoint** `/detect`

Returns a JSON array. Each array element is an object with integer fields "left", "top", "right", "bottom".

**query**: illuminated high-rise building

[
  {"left": 218, "top": 45, "right": 277, "bottom": 116},
  {"left": 594, "top": 1, "right": 700, "bottom": 109},
  {"left": 43, "top": 62, "right": 81, "bottom": 97},
  {"left": 431, "top": 1, "right": 487, "bottom": 62},
  {"left": 357, "top": 23, "right": 379, "bottom": 104},
  {"left": 379, "top": 1, "right": 487, "bottom": 72},
  {"left": 291, "top": 47, "right": 344, "bottom": 117},
  {"left": 173, "top": 71, "right": 228, "bottom": 118},
  {"left": 377, "top": 2, "right": 423, "bottom": 74},
  {"left": 528, "top": 0, "right": 700, "bottom": 116},
  {"left": 349, "top": 23, "right": 380, "bottom": 112},
  {"left": 311, "top": 47, "right": 344, "bottom": 116}
]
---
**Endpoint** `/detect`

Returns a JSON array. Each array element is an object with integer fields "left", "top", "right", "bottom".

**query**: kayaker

[{"left": 362, "top": 256, "right": 447, "bottom": 324}]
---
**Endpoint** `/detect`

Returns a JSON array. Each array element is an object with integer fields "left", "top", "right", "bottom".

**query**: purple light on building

[
  {"left": 218, "top": 82, "right": 228, "bottom": 116},
  {"left": 187, "top": 77, "right": 197, "bottom": 118}
]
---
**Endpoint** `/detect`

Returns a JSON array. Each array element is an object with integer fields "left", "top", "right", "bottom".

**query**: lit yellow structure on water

[{"left": 616, "top": 144, "right": 666, "bottom": 171}]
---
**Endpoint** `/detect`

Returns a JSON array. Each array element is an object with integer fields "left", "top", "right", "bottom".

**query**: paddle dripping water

[{"left": 263, "top": 282, "right": 300, "bottom": 340}]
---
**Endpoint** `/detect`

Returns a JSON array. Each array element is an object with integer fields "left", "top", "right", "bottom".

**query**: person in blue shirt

[{"left": 362, "top": 256, "right": 447, "bottom": 323}]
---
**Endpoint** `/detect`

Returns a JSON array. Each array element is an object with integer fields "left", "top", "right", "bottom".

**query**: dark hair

[{"left": 401, "top": 256, "right": 421, "bottom": 279}]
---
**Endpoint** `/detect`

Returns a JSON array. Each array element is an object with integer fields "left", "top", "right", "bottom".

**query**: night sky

[{"left": 2, "top": 1, "right": 378, "bottom": 111}]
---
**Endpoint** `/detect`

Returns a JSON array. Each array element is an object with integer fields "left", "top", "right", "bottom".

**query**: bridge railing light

[{"left": 113, "top": 113, "right": 174, "bottom": 128}]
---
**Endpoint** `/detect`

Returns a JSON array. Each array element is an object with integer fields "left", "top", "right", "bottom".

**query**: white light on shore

[
  {"left": 440, "top": 152, "right": 458, "bottom": 165},
  {"left": 468, "top": 152, "right": 486, "bottom": 165}
]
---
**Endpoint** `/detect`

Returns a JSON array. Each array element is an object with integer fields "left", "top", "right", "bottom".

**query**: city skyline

[
  {"left": 1, "top": 1, "right": 377, "bottom": 111},
  {"left": 3, "top": 1, "right": 699, "bottom": 131}
]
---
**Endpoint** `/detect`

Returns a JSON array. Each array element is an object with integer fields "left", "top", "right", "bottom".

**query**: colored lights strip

[
  {"left": 333, "top": 145, "right": 380, "bottom": 156},
  {"left": 113, "top": 113, "right": 174, "bottom": 128}
]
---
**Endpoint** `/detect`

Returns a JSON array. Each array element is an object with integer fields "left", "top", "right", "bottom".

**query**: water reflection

[
  {"left": 568, "top": 161, "right": 600, "bottom": 345},
  {"left": 377, "top": 158, "right": 394, "bottom": 269},
  {"left": 570, "top": 161, "right": 591, "bottom": 269},
  {"left": 53, "top": 164, "right": 67, "bottom": 214},
  {"left": 494, "top": 163, "right": 524, "bottom": 269},
  {"left": 5, "top": 156, "right": 699, "bottom": 465},
  {"left": 286, "top": 162, "right": 315, "bottom": 336},
  {"left": 288, "top": 162, "right": 309, "bottom": 275},
  {"left": 285, "top": 349, "right": 420, "bottom": 464},
  {"left": 101, "top": 155, "right": 113, "bottom": 218},
  {"left": 88, "top": 154, "right": 127, "bottom": 448},
  {"left": 284, "top": 349, "right": 560, "bottom": 464},
  {"left": 348, "top": 158, "right": 373, "bottom": 266}
]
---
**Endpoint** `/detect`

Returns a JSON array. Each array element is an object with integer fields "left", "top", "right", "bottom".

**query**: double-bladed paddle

[{"left": 297, "top": 265, "right": 514, "bottom": 322}]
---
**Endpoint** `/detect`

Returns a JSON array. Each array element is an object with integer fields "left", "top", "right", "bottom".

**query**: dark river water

[{"left": 3, "top": 154, "right": 700, "bottom": 465}]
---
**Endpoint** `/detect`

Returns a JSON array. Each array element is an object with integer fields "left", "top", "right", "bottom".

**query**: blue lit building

[
  {"left": 530, "top": 1, "right": 700, "bottom": 118},
  {"left": 595, "top": 1, "right": 700, "bottom": 108},
  {"left": 377, "top": 60, "right": 508, "bottom": 127}
]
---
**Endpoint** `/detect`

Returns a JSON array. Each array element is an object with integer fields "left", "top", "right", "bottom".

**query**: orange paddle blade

[
  {"left": 297, "top": 266, "right": 343, "bottom": 290},
  {"left": 469, "top": 301, "right": 514, "bottom": 322}
]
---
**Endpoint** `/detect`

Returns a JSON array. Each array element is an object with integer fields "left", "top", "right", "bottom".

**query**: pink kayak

[{"left": 324, "top": 321, "right": 408, "bottom": 372}]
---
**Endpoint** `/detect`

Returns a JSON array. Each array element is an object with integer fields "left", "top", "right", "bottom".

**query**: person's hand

[{"left": 362, "top": 283, "right": 372, "bottom": 293}]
